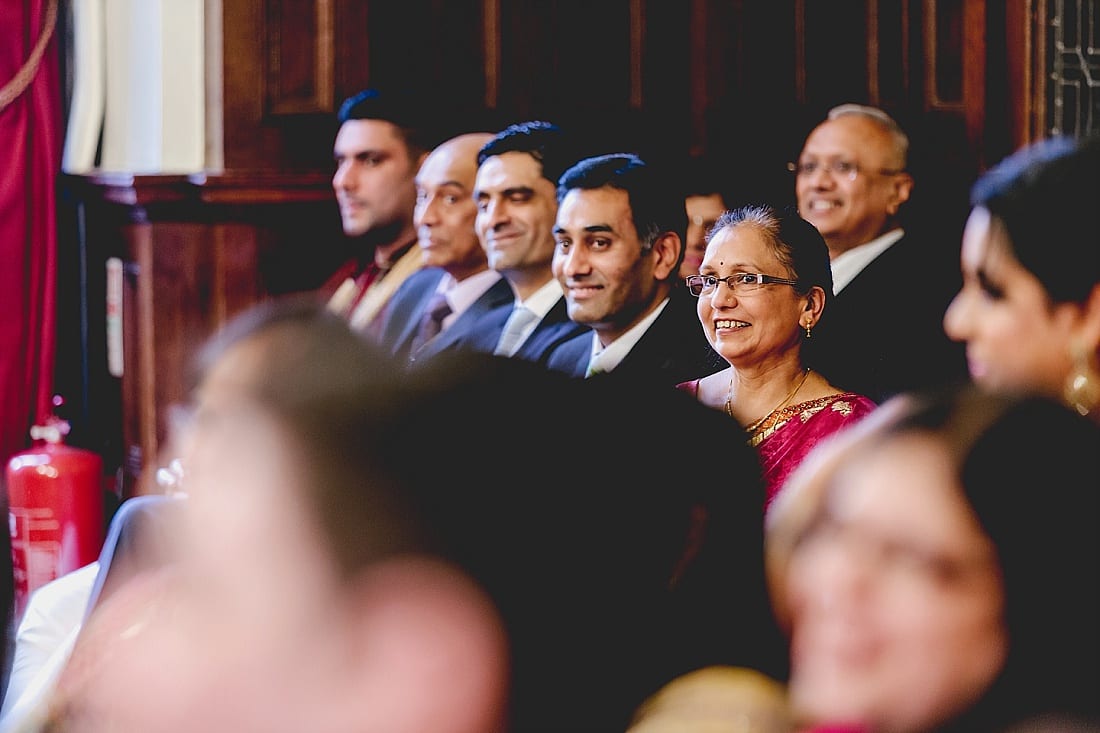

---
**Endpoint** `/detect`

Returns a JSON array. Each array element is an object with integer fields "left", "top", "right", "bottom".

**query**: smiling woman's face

[
  {"left": 943, "top": 206, "right": 1079, "bottom": 399},
  {"left": 696, "top": 223, "right": 806, "bottom": 369},
  {"left": 785, "top": 431, "right": 1007, "bottom": 733}
]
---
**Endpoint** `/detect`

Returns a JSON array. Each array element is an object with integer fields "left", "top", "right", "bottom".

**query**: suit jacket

[
  {"left": 377, "top": 267, "right": 515, "bottom": 367},
  {"left": 459, "top": 295, "right": 590, "bottom": 364},
  {"left": 543, "top": 286, "right": 723, "bottom": 388},
  {"left": 807, "top": 230, "right": 969, "bottom": 403}
]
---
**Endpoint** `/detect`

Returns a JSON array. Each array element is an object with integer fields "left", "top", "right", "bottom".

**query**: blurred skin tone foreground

[
  {"left": 765, "top": 386, "right": 1100, "bottom": 733},
  {"left": 32, "top": 295, "right": 788, "bottom": 733}
]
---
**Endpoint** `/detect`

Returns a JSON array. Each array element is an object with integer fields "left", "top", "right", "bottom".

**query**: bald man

[
  {"left": 792, "top": 103, "right": 966, "bottom": 402},
  {"left": 374, "top": 132, "right": 513, "bottom": 366}
]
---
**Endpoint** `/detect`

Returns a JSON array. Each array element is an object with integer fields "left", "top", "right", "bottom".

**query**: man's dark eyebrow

[
  {"left": 553, "top": 223, "right": 614, "bottom": 236},
  {"left": 476, "top": 185, "right": 534, "bottom": 200}
]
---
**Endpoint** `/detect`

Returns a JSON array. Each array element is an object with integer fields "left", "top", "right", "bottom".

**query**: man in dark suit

[
  {"left": 375, "top": 132, "right": 514, "bottom": 366},
  {"left": 456, "top": 121, "right": 588, "bottom": 363},
  {"left": 544, "top": 153, "right": 722, "bottom": 386},
  {"left": 792, "top": 103, "right": 967, "bottom": 402}
]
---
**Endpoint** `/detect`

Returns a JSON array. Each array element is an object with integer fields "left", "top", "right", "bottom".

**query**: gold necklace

[{"left": 726, "top": 368, "right": 811, "bottom": 434}]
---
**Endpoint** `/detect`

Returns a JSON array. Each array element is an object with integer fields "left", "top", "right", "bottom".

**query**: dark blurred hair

[
  {"left": 336, "top": 87, "right": 441, "bottom": 161},
  {"left": 476, "top": 120, "right": 578, "bottom": 186},
  {"left": 970, "top": 134, "right": 1100, "bottom": 304},
  {"left": 557, "top": 153, "right": 688, "bottom": 270},
  {"left": 188, "top": 294, "right": 427, "bottom": 573},
  {"left": 402, "top": 350, "right": 789, "bottom": 729}
]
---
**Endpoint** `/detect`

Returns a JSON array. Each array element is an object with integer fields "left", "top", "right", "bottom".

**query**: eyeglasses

[
  {"left": 786, "top": 160, "right": 904, "bottom": 182},
  {"left": 686, "top": 273, "right": 800, "bottom": 297}
]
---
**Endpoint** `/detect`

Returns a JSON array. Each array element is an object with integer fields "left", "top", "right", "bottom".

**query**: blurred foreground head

[
  {"left": 767, "top": 385, "right": 1100, "bottom": 733},
  {"left": 48, "top": 294, "right": 786, "bottom": 733}
]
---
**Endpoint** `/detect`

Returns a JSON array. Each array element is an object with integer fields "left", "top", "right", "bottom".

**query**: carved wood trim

[
  {"left": 131, "top": 225, "right": 157, "bottom": 484},
  {"left": 794, "top": 0, "right": 807, "bottom": 103},
  {"left": 265, "top": 0, "right": 334, "bottom": 115},
  {"left": 868, "top": 0, "right": 881, "bottom": 104},
  {"left": 482, "top": 0, "right": 500, "bottom": 108},
  {"left": 901, "top": 0, "right": 912, "bottom": 100},
  {"left": 1029, "top": 0, "right": 1046, "bottom": 140},
  {"left": 962, "top": 0, "right": 986, "bottom": 154},
  {"left": 923, "top": 0, "right": 970, "bottom": 112},
  {"left": 629, "top": 0, "right": 644, "bottom": 108}
]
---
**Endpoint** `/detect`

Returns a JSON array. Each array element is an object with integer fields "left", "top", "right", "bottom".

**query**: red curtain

[{"left": 0, "top": 0, "right": 60, "bottom": 468}]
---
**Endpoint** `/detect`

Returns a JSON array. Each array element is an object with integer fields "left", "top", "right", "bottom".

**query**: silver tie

[{"left": 493, "top": 306, "right": 538, "bottom": 357}]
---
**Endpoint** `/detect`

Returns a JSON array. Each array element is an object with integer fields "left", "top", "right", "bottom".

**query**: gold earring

[
  {"left": 1063, "top": 341, "right": 1100, "bottom": 417},
  {"left": 804, "top": 323, "right": 812, "bottom": 339}
]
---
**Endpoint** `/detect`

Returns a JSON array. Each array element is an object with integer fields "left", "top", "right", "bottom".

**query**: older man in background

[{"left": 792, "top": 103, "right": 967, "bottom": 402}]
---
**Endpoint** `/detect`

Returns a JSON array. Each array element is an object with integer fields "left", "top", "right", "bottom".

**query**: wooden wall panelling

[
  {"left": 266, "top": 0, "right": 334, "bottom": 115},
  {"left": 1002, "top": 0, "right": 1045, "bottom": 148},
  {"left": 872, "top": 0, "right": 914, "bottom": 109},
  {"left": 352, "top": 0, "right": 488, "bottom": 122},
  {"left": 124, "top": 218, "right": 216, "bottom": 494},
  {"left": 213, "top": 0, "right": 1025, "bottom": 181},
  {"left": 686, "top": 0, "right": 713, "bottom": 155},
  {"left": 482, "top": 0, "right": 500, "bottom": 109},
  {"left": 67, "top": 173, "right": 340, "bottom": 496},
  {"left": 222, "top": 0, "right": 341, "bottom": 171},
  {"left": 798, "top": 0, "right": 872, "bottom": 111},
  {"left": 923, "top": 0, "right": 967, "bottom": 112},
  {"left": 223, "top": 0, "right": 273, "bottom": 169},
  {"left": 489, "top": 0, "right": 696, "bottom": 158},
  {"left": 634, "top": 0, "right": 692, "bottom": 161}
]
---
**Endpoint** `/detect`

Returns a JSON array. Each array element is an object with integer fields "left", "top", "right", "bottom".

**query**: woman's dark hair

[{"left": 970, "top": 134, "right": 1100, "bottom": 304}]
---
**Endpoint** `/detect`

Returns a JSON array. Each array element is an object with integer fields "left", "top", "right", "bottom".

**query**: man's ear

[
  {"left": 651, "top": 232, "right": 682, "bottom": 281},
  {"left": 341, "top": 556, "right": 509, "bottom": 733},
  {"left": 886, "top": 172, "right": 914, "bottom": 215}
]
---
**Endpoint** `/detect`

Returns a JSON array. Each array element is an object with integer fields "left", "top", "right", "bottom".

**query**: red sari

[
  {"left": 675, "top": 382, "right": 876, "bottom": 510},
  {"left": 752, "top": 394, "right": 877, "bottom": 510}
]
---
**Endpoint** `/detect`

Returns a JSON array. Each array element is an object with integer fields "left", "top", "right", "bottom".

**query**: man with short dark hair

[
  {"left": 545, "top": 153, "right": 721, "bottom": 385},
  {"left": 455, "top": 121, "right": 588, "bottom": 361},
  {"left": 323, "top": 88, "right": 440, "bottom": 337}
]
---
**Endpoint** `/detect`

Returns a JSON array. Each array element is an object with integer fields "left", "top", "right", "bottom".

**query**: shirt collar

[
  {"left": 587, "top": 297, "right": 671, "bottom": 374},
  {"left": 830, "top": 228, "right": 905, "bottom": 294}
]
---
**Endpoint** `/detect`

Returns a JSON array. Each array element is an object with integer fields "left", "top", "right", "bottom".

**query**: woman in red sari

[{"left": 677, "top": 204, "right": 876, "bottom": 510}]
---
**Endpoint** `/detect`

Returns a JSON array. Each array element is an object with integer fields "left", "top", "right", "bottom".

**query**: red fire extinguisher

[{"left": 6, "top": 397, "right": 105, "bottom": 619}]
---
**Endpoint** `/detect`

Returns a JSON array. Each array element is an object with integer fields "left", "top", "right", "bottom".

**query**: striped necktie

[{"left": 410, "top": 292, "right": 451, "bottom": 354}]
